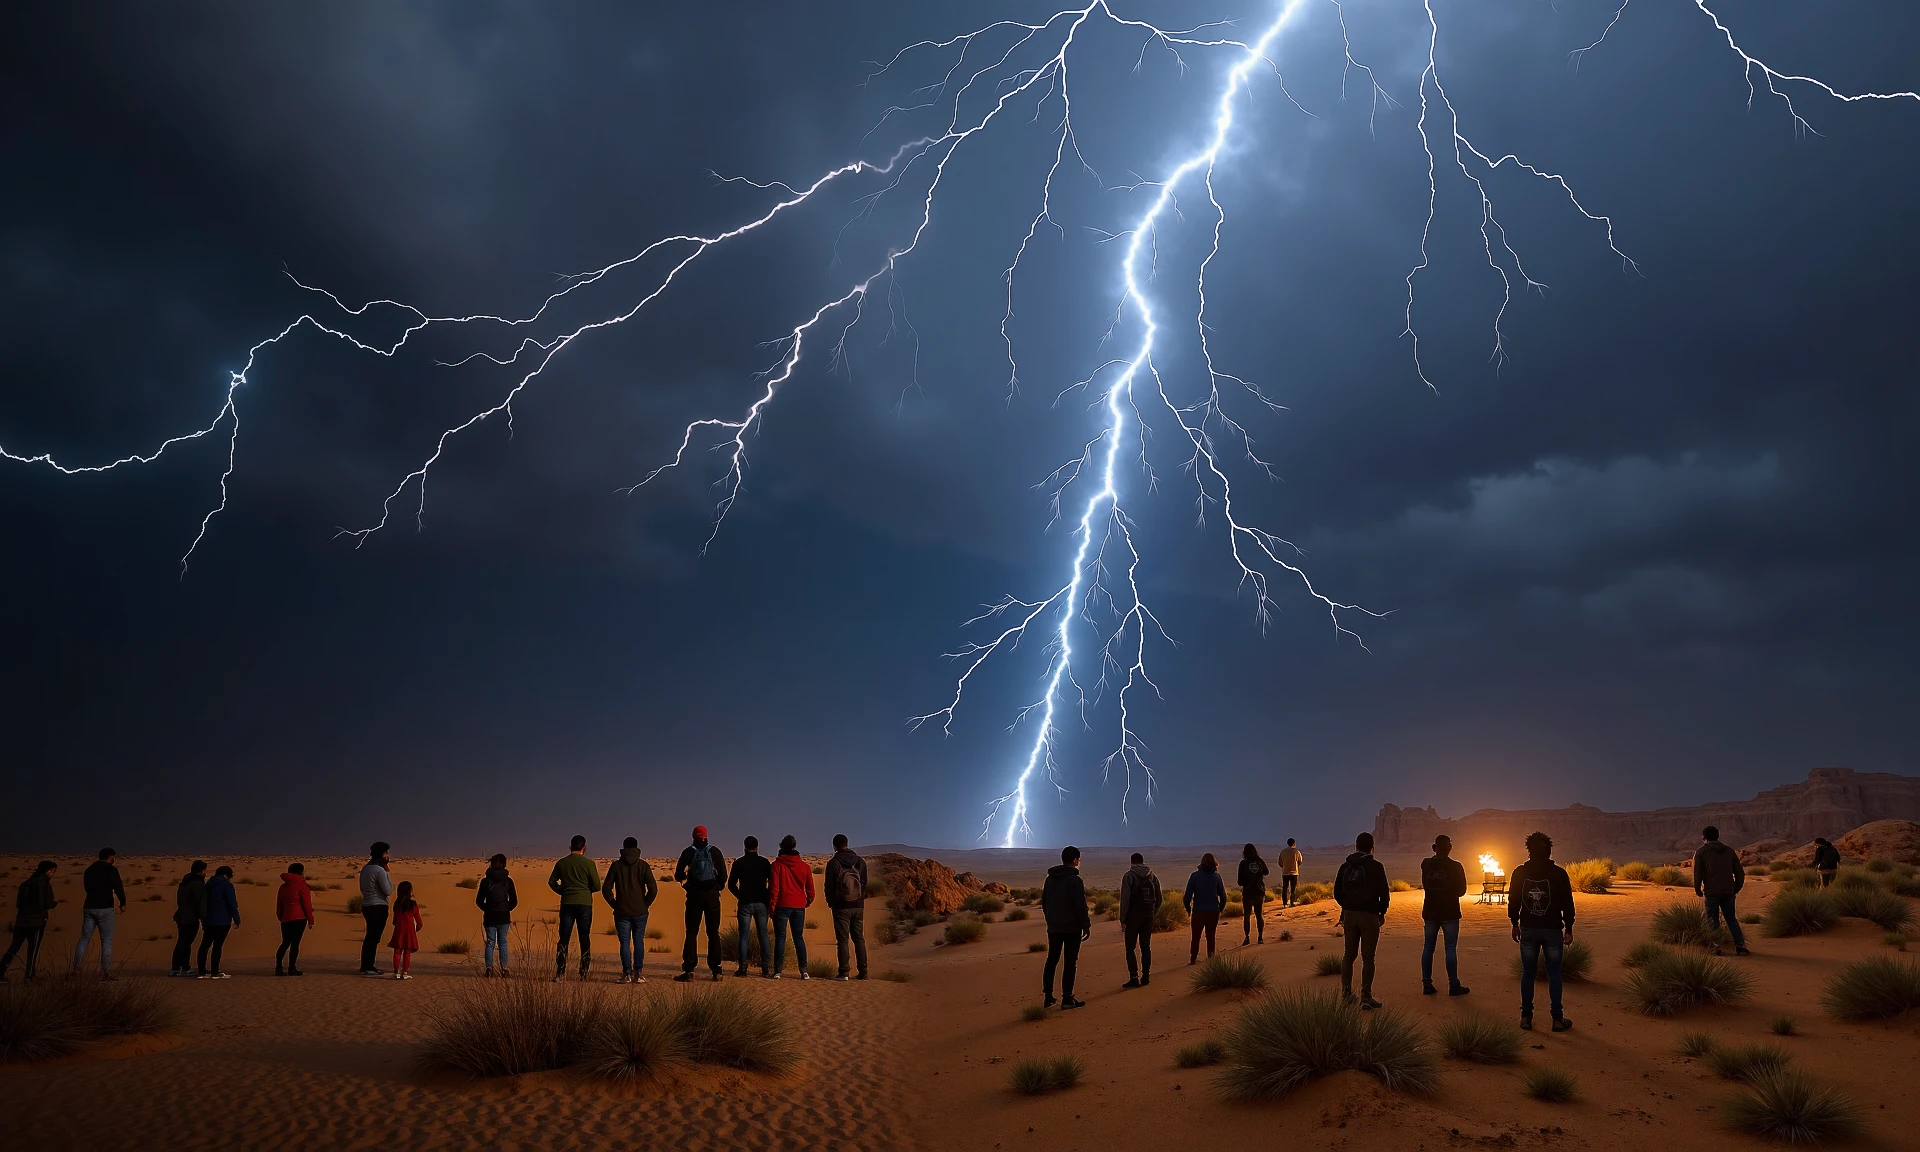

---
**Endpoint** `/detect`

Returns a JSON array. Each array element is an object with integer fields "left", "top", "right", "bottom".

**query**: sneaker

[
  {"left": 1360, "top": 996, "right": 1381, "bottom": 1011},
  {"left": 1043, "top": 994, "right": 1057, "bottom": 1009},
  {"left": 673, "top": 972, "right": 694, "bottom": 983},
  {"left": 833, "top": 975, "right": 850, "bottom": 982},
  {"left": 1140, "top": 974, "right": 1150, "bottom": 986},
  {"left": 395, "top": 973, "right": 404, "bottom": 980},
  {"left": 484, "top": 967, "right": 495, "bottom": 979},
  {"left": 1422, "top": 982, "right": 1438, "bottom": 995},
  {"left": 197, "top": 973, "right": 211, "bottom": 980},
  {"left": 1551, "top": 1016, "right": 1572, "bottom": 1032},
  {"left": 1243, "top": 935, "right": 1252, "bottom": 947},
  {"left": 1449, "top": 984, "right": 1470, "bottom": 996},
  {"left": 763, "top": 972, "right": 778, "bottom": 980},
  {"left": 710, "top": 972, "right": 723, "bottom": 982},
  {"left": 402, "top": 973, "right": 414, "bottom": 981},
  {"left": 632, "top": 975, "right": 646, "bottom": 984},
  {"left": 1520, "top": 1014, "right": 1534, "bottom": 1031},
  {"left": 799, "top": 971, "right": 810, "bottom": 981},
  {"left": 1121, "top": 978, "right": 1141, "bottom": 989},
  {"left": 361, "top": 969, "right": 383, "bottom": 978},
  {"left": 615, "top": 973, "right": 629, "bottom": 985},
  {"left": 735, "top": 967, "right": 750, "bottom": 977},
  {"left": 288, "top": 969, "right": 304, "bottom": 977},
  {"left": 857, "top": 972, "right": 869, "bottom": 981},
  {"left": 1061, "top": 996, "right": 1086, "bottom": 1009},
  {"left": 1735, "top": 946, "right": 1752, "bottom": 956}
]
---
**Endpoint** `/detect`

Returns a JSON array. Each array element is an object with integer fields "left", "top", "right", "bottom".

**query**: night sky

[{"left": 4, "top": 2, "right": 1916, "bottom": 856}]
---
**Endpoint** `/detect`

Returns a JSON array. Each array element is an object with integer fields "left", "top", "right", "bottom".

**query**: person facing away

[
  {"left": 602, "top": 839, "right": 657, "bottom": 984},
  {"left": 1811, "top": 837, "right": 1841, "bottom": 886},
  {"left": 1184, "top": 852, "right": 1229, "bottom": 964},
  {"left": 549, "top": 835, "right": 602, "bottom": 982},
  {"left": 1418, "top": 834, "right": 1470, "bottom": 997},
  {"left": 1277, "top": 838, "right": 1304, "bottom": 908},
  {"left": 358, "top": 842, "right": 395, "bottom": 977},
  {"left": 1, "top": 860, "right": 57, "bottom": 983},
  {"left": 728, "top": 836, "right": 774, "bottom": 979},
  {"left": 200, "top": 865, "right": 241, "bottom": 979},
  {"left": 73, "top": 847, "right": 126, "bottom": 979},
  {"left": 170, "top": 860, "right": 209, "bottom": 977},
  {"left": 1693, "top": 826, "right": 1750, "bottom": 956},
  {"left": 388, "top": 880, "right": 423, "bottom": 979},
  {"left": 824, "top": 834, "right": 870, "bottom": 981},
  {"left": 1237, "top": 844, "right": 1270, "bottom": 946},
  {"left": 1118, "top": 852, "right": 1161, "bottom": 989},
  {"left": 1508, "top": 830, "right": 1575, "bottom": 1032},
  {"left": 1333, "top": 832, "right": 1389, "bottom": 1009},
  {"left": 477, "top": 854, "right": 519, "bottom": 978},
  {"left": 675, "top": 826, "right": 729, "bottom": 982},
  {"left": 275, "top": 862, "right": 315, "bottom": 977},
  {"left": 768, "top": 834, "right": 815, "bottom": 979},
  {"left": 1040, "top": 845, "right": 1091, "bottom": 1009}
]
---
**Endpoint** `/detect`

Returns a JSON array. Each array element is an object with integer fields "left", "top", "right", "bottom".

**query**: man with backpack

[
  {"left": 1509, "top": 830, "right": 1576, "bottom": 1032},
  {"left": 1332, "top": 831, "right": 1390, "bottom": 1009},
  {"left": 675, "top": 826, "right": 728, "bottom": 982},
  {"left": 1419, "top": 834, "right": 1470, "bottom": 996},
  {"left": 603, "top": 838, "right": 658, "bottom": 983},
  {"left": 170, "top": 860, "right": 208, "bottom": 977},
  {"left": 1812, "top": 837, "right": 1841, "bottom": 887},
  {"left": 1118, "top": 852, "right": 1161, "bottom": 989},
  {"left": 824, "top": 834, "right": 869, "bottom": 981},
  {"left": 1694, "top": 826, "right": 1750, "bottom": 956},
  {"left": 476, "top": 854, "right": 518, "bottom": 977},
  {"left": 1041, "top": 845, "right": 1091, "bottom": 1008}
]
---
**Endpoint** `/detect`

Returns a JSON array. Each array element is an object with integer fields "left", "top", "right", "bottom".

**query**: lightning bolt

[{"left": 4, "top": 1, "right": 1914, "bottom": 843}]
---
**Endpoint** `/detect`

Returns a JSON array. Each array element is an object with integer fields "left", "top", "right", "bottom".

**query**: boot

[
  {"left": 554, "top": 952, "right": 568, "bottom": 983},
  {"left": 578, "top": 955, "right": 591, "bottom": 981}
]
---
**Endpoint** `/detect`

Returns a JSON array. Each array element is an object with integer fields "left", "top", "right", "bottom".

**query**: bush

[
  {"left": 1387, "top": 880, "right": 1412, "bottom": 893},
  {"left": 909, "top": 910, "right": 940, "bottom": 928},
  {"left": 673, "top": 986, "right": 798, "bottom": 1072},
  {"left": 1152, "top": 894, "right": 1189, "bottom": 932},
  {"left": 1650, "top": 903, "right": 1725, "bottom": 947},
  {"left": 1621, "top": 861, "right": 1653, "bottom": 882},
  {"left": 1721, "top": 1068, "right": 1863, "bottom": 1144},
  {"left": 1768, "top": 859, "right": 1797, "bottom": 873},
  {"left": 348, "top": 895, "right": 364, "bottom": 914},
  {"left": 1740, "top": 913, "right": 1762, "bottom": 925},
  {"left": 1313, "top": 953, "right": 1343, "bottom": 977},
  {"left": 1009, "top": 1054, "right": 1083, "bottom": 1095},
  {"left": 1216, "top": 989, "right": 1437, "bottom": 1100},
  {"left": 0, "top": 977, "right": 177, "bottom": 1063},
  {"left": 1439, "top": 1012, "right": 1521, "bottom": 1064},
  {"left": 718, "top": 926, "right": 766, "bottom": 965},
  {"left": 1175, "top": 1037, "right": 1227, "bottom": 1067},
  {"left": 1627, "top": 950, "right": 1753, "bottom": 1015},
  {"left": 1222, "top": 901, "right": 1244, "bottom": 919},
  {"left": 1867, "top": 858, "right": 1894, "bottom": 873},
  {"left": 1895, "top": 876, "right": 1920, "bottom": 899},
  {"left": 418, "top": 978, "right": 602, "bottom": 1077},
  {"left": 1770, "top": 1014, "right": 1797, "bottom": 1036},
  {"left": 806, "top": 958, "right": 837, "bottom": 980},
  {"left": 1779, "top": 869, "right": 1823, "bottom": 891},
  {"left": 943, "top": 918, "right": 988, "bottom": 946},
  {"left": 1508, "top": 940, "right": 1593, "bottom": 982},
  {"left": 437, "top": 940, "right": 471, "bottom": 955},
  {"left": 1020, "top": 1004, "right": 1048, "bottom": 1022},
  {"left": 455, "top": 877, "right": 478, "bottom": 889},
  {"left": 1027, "top": 942, "right": 1047, "bottom": 953},
  {"left": 1705, "top": 1042, "right": 1791, "bottom": 1084},
  {"left": 1004, "top": 907, "right": 1030, "bottom": 922},
  {"left": 645, "top": 927, "right": 665, "bottom": 940},
  {"left": 579, "top": 996, "right": 683, "bottom": 1084},
  {"left": 1651, "top": 867, "right": 1691, "bottom": 888},
  {"left": 1762, "top": 889, "right": 1841, "bottom": 938},
  {"left": 879, "top": 969, "right": 912, "bottom": 982},
  {"left": 1833, "top": 868, "right": 1878, "bottom": 891},
  {"left": 1191, "top": 954, "right": 1268, "bottom": 993},
  {"left": 1677, "top": 1031, "right": 1718, "bottom": 1058},
  {"left": 1523, "top": 1068, "right": 1577, "bottom": 1103},
  {"left": 1885, "top": 932, "right": 1908, "bottom": 949},
  {"left": 865, "top": 878, "right": 887, "bottom": 898},
  {"left": 874, "top": 918, "right": 901, "bottom": 946},
  {"left": 1622, "top": 941, "right": 1671, "bottom": 969},
  {"left": 960, "top": 894, "right": 1003, "bottom": 914},
  {"left": 1820, "top": 956, "right": 1920, "bottom": 1020},
  {"left": 1566, "top": 859, "right": 1614, "bottom": 894},
  {"left": 1294, "top": 882, "right": 1332, "bottom": 906},
  {"left": 1832, "top": 885, "right": 1915, "bottom": 932}
]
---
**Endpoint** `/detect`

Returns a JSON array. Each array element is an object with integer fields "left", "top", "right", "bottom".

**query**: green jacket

[{"left": 548, "top": 853, "right": 603, "bottom": 907}]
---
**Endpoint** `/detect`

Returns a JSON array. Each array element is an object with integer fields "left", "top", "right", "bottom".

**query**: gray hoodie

[
  {"left": 1118, "top": 863, "right": 1161, "bottom": 926},
  {"left": 359, "top": 861, "right": 394, "bottom": 908}
]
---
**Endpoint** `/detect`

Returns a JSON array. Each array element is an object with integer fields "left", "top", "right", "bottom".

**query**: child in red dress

[{"left": 388, "top": 881, "right": 423, "bottom": 979}]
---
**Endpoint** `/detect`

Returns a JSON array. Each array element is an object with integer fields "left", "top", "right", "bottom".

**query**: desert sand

[{"left": 2, "top": 851, "right": 1916, "bottom": 1151}]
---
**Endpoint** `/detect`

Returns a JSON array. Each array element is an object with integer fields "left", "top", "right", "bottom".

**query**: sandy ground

[{"left": 2, "top": 854, "right": 1917, "bottom": 1151}]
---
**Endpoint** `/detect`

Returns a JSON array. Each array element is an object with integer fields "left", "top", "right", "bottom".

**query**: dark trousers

[
  {"left": 1518, "top": 926, "right": 1564, "bottom": 1016},
  {"left": 556, "top": 904, "right": 593, "bottom": 971},
  {"left": 1190, "top": 909, "right": 1220, "bottom": 958},
  {"left": 277, "top": 921, "right": 307, "bottom": 971},
  {"left": 1703, "top": 893, "right": 1746, "bottom": 948},
  {"left": 1341, "top": 910, "right": 1381, "bottom": 997},
  {"left": 1422, "top": 917, "right": 1460, "bottom": 987},
  {"left": 736, "top": 903, "right": 771, "bottom": 974},
  {"left": 170, "top": 921, "right": 200, "bottom": 971},
  {"left": 1281, "top": 874, "right": 1298, "bottom": 906},
  {"left": 684, "top": 894, "right": 722, "bottom": 974},
  {"left": 1043, "top": 931, "right": 1081, "bottom": 998},
  {"left": 1242, "top": 889, "right": 1265, "bottom": 941},
  {"left": 1, "top": 927, "right": 44, "bottom": 980},
  {"left": 833, "top": 907, "right": 868, "bottom": 978},
  {"left": 197, "top": 925, "right": 231, "bottom": 975},
  {"left": 1124, "top": 921, "right": 1153, "bottom": 980},
  {"left": 361, "top": 905, "right": 390, "bottom": 972}
]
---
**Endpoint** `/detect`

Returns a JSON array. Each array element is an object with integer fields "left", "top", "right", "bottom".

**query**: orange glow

[{"left": 1478, "top": 853, "right": 1504, "bottom": 878}]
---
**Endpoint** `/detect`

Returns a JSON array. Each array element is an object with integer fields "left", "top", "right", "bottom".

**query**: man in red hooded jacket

[{"left": 275, "top": 863, "right": 316, "bottom": 977}]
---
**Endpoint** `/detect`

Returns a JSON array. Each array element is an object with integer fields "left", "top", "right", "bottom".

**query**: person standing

[
  {"left": 675, "top": 826, "right": 728, "bottom": 982},
  {"left": 1509, "top": 831, "right": 1575, "bottom": 1032},
  {"left": 72, "top": 847, "right": 125, "bottom": 979},
  {"left": 824, "top": 834, "right": 870, "bottom": 981},
  {"left": 769, "top": 835, "right": 814, "bottom": 979},
  {"left": 170, "top": 860, "right": 209, "bottom": 977},
  {"left": 1812, "top": 837, "right": 1841, "bottom": 888},
  {"left": 1237, "top": 844, "right": 1270, "bottom": 945},
  {"left": 1277, "top": 839, "right": 1304, "bottom": 908},
  {"left": 1183, "top": 853, "right": 1228, "bottom": 964},
  {"left": 477, "top": 854, "right": 518, "bottom": 978},
  {"left": 1694, "top": 826, "right": 1750, "bottom": 956},
  {"left": 388, "top": 881, "right": 422, "bottom": 979},
  {"left": 1118, "top": 852, "right": 1160, "bottom": 989},
  {"left": 275, "top": 863, "right": 315, "bottom": 977},
  {"left": 1041, "top": 845, "right": 1091, "bottom": 1009},
  {"left": 0, "top": 860, "right": 57, "bottom": 983},
  {"left": 602, "top": 839, "right": 658, "bottom": 983},
  {"left": 549, "top": 835, "right": 602, "bottom": 982},
  {"left": 358, "top": 842, "right": 394, "bottom": 977},
  {"left": 199, "top": 865, "right": 240, "bottom": 978},
  {"left": 1333, "top": 832, "right": 1389, "bottom": 1009},
  {"left": 727, "top": 836, "right": 774, "bottom": 979},
  {"left": 1419, "top": 834, "right": 1470, "bottom": 996}
]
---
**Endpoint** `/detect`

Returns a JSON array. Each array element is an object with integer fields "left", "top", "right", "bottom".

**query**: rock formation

[
  {"left": 1373, "top": 768, "right": 1920, "bottom": 860},
  {"left": 871, "top": 853, "right": 1004, "bottom": 915},
  {"left": 1768, "top": 820, "right": 1920, "bottom": 867}
]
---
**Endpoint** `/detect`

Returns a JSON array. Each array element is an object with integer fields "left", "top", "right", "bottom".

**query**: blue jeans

[
  {"left": 73, "top": 907, "right": 115, "bottom": 974},
  {"left": 483, "top": 923, "right": 510, "bottom": 969},
  {"left": 1703, "top": 893, "right": 1746, "bottom": 948},
  {"left": 1518, "top": 926, "right": 1564, "bottom": 1016},
  {"left": 614, "top": 914, "right": 649, "bottom": 975},
  {"left": 556, "top": 904, "right": 592, "bottom": 968},
  {"left": 773, "top": 908, "right": 807, "bottom": 974},
  {"left": 737, "top": 902, "right": 770, "bottom": 973},
  {"left": 1422, "top": 918, "right": 1460, "bottom": 987}
]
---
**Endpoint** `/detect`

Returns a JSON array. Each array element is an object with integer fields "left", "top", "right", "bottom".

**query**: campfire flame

[{"left": 1478, "top": 853, "right": 1504, "bottom": 878}]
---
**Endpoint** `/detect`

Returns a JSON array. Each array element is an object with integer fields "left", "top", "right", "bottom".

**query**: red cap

[{"left": 693, "top": 825, "right": 708, "bottom": 839}]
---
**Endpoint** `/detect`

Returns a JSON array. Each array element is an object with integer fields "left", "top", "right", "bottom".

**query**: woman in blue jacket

[
  {"left": 198, "top": 866, "right": 241, "bottom": 979},
  {"left": 1183, "top": 853, "right": 1228, "bottom": 964}
]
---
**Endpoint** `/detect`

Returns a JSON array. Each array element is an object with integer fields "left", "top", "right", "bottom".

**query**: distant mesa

[{"left": 1373, "top": 767, "right": 1920, "bottom": 861}]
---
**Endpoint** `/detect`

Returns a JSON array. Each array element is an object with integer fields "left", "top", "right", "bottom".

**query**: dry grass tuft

[
  {"left": 1820, "top": 956, "right": 1920, "bottom": 1021},
  {"left": 672, "top": 986, "right": 797, "bottom": 1072},
  {"left": 437, "top": 939, "right": 471, "bottom": 955},
  {"left": 1020, "top": 1004, "right": 1048, "bottom": 1022},
  {"left": 1831, "top": 886, "right": 1914, "bottom": 933},
  {"left": 1705, "top": 1042, "right": 1792, "bottom": 1084},
  {"left": 879, "top": 969, "right": 913, "bottom": 983},
  {"left": 1191, "top": 954, "right": 1268, "bottom": 993},
  {"left": 1175, "top": 1037, "right": 1227, "bottom": 1067},
  {"left": 961, "top": 893, "right": 1004, "bottom": 914},
  {"left": 1650, "top": 902, "right": 1726, "bottom": 948},
  {"left": 1627, "top": 949, "right": 1753, "bottom": 1015},
  {"left": 1153, "top": 894, "right": 1189, "bottom": 932},
  {"left": 1216, "top": 989, "right": 1437, "bottom": 1101},
  {"left": 1651, "top": 866, "right": 1691, "bottom": 888},
  {"left": 806, "top": 958, "right": 837, "bottom": 980},
  {"left": 1770, "top": 1014, "right": 1798, "bottom": 1037},
  {"left": 1623, "top": 941, "right": 1672, "bottom": 969},
  {"left": 1009, "top": 1054, "right": 1083, "bottom": 1095},
  {"left": 943, "top": 918, "right": 988, "bottom": 946},
  {"left": 418, "top": 977, "right": 601, "bottom": 1077},
  {"left": 1620, "top": 861, "right": 1653, "bottom": 882},
  {"left": 1523, "top": 1067, "right": 1578, "bottom": 1103},
  {"left": 1762, "top": 889, "right": 1841, "bottom": 938},
  {"left": 579, "top": 996, "right": 683, "bottom": 1084},
  {"left": 1003, "top": 907, "right": 1030, "bottom": 922},
  {"left": 1566, "top": 859, "right": 1614, "bottom": 894},
  {"left": 1677, "top": 1031, "right": 1718, "bottom": 1058},
  {"left": 455, "top": 877, "right": 479, "bottom": 889},
  {"left": 1313, "top": 953, "right": 1343, "bottom": 977},
  {"left": 1508, "top": 939, "right": 1593, "bottom": 982},
  {"left": 1438, "top": 1012, "right": 1522, "bottom": 1064},
  {"left": 1027, "top": 942, "right": 1047, "bottom": 954},
  {"left": 0, "top": 975, "right": 166, "bottom": 1064},
  {"left": 1721, "top": 1067, "right": 1864, "bottom": 1144}
]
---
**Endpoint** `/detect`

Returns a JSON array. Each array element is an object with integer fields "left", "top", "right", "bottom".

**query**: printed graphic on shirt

[
  {"left": 1343, "top": 862, "right": 1366, "bottom": 886},
  {"left": 1520, "top": 876, "right": 1553, "bottom": 918}
]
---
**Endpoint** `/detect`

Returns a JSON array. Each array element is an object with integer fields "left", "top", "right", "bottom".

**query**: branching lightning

[{"left": 4, "top": 1, "right": 1914, "bottom": 844}]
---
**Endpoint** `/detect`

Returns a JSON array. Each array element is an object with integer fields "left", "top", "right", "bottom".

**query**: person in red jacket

[
  {"left": 275, "top": 863, "right": 316, "bottom": 977},
  {"left": 768, "top": 835, "right": 815, "bottom": 979},
  {"left": 387, "top": 881, "right": 423, "bottom": 979}
]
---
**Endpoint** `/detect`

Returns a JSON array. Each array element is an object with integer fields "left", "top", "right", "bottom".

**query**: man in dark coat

[
  {"left": 1508, "top": 831, "right": 1576, "bottom": 1031},
  {"left": 171, "top": 861, "right": 208, "bottom": 977},
  {"left": 674, "top": 826, "right": 728, "bottom": 982},
  {"left": 1333, "top": 832, "right": 1390, "bottom": 1009},
  {"left": 1419, "top": 835, "right": 1470, "bottom": 996},
  {"left": 824, "top": 835, "right": 870, "bottom": 980},
  {"left": 1040, "top": 845, "right": 1092, "bottom": 1009},
  {"left": 1118, "top": 852, "right": 1161, "bottom": 989}
]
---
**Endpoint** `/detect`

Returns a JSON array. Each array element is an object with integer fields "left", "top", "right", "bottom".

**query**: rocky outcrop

[
  {"left": 872, "top": 854, "right": 1000, "bottom": 915},
  {"left": 1373, "top": 768, "right": 1920, "bottom": 860},
  {"left": 1769, "top": 820, "right": 1920, "bottom": 867}
]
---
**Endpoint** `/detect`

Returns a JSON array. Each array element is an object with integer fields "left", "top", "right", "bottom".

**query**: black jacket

[
  {"left": 1118, "top": 864, "right": 1160, "bottom": 926},
  {"left": 1693, "top": 841, "right": 1745, "bottom": 897},
  {"left": 825, "top": 849, "right": 868, "bottom": 911},
  {"left": 82, "top": 861, "right": 125, "bottom": 911},
  {"left": 727, "top": 852, "right": 773, "bottom": 906},
  {"left": 675, "top": 843, "right": 728, "bottom": 898},
  {"left": 1419, "top": 854, "right": 1467, "bottom": 922},
  {"left": 602, "top": 851, "right": 658, "bottom": 917},
  {"left": 12, "top": 873, "right": 55, "bottom": 930},
  {"left": 174, "top": 873, "right": 208, "bottom": 926},
  {"left": 1041, "top": 863, "right": 1091, "bottom": 936},
  {"left": 1508, "top": 858, "right": 1576, "bottom": 932},
  {"left": 1236, "top": 857, "right": 1270, "bottom": 896},
  {"left": 1333, "top": 851, "right": 1390, "bottom": 917},
  {"left": 1812, "top": 842, "right": 1842, "bottom": 871},
  {"left": 475, "top": 867, "right": 518, "bottom": 927}
]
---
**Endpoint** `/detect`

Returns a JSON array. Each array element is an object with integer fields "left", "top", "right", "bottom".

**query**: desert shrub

[
  {"left": 0, "top": 986, "right": 86, "bottom": 1063},
  {"left": 806, "top": 959, "right": 837, "bottom": 979},
  {"left": 1566, "top": 859, "right": 1614, "bottom": 894},
  {"left": 1508, "top": 940, "right": 1593, "bottom": 982},
  {"left": 1820, "top": 956, "right": 1920, "bottom": 1020},
  {"left": 961, "top": 893, "right": 1003, "bottom": 914},
  {"left": 455, "top": 877, "right": 479, "bottom": 889},
  {"left": 1439, "top": 1012, "right": 1521, "bottom": 1064},
  {"left": 1313, "top": 953, "right": 1343, "bottom": 977},
  {"left": 879, "top": 969, "right": 912, "bottom": 982},
  {"left": 910, "top": 910, "right": 940, "bottom": 928},
  {"left": 717, "top": 926, "right": 766, "bottom": 965},
  {"left": 437, "top": 939, "right": 471, "bottom": 955},
  {"left": 943, "top": 918, "right": 988, "bottom": 946},
  {"left": 1009, "top": 1054, "right": 1083, "bottom": 1094},
  {"left": 418, "top": 978, "right": 602, "bottom": 1076},
  {"left": 1222, "top": 901, "right": 1244, "bottom": 919},
  {"left": 804, "top": 920, "right": 818, "bottom": 930},
  {"left": 811, "top": 865, "right": 824, "bottom": 875},
  {"left": 1191, "top": 954, "right": 1268, "bottom": 993},
  {"left": 1004, "top": 907, "right": 1030, "bottom": 921},
  {"left": 1216, "top": 989, "right": 1437, "bottom": 1101},
  {"left": 1706, "top": 1042, "right": 1792, "bottom": 1083},
  {"left": 1387, "top": 880, "right": 1412, "bottom": 893},
  {"left": 874, "top": 918, "right": 901, "bottom": 946},
  {"left": 1721, "top": 1067, "right": 1863, "bottom": 1144},
  {"left": 1833, "top": 868, "right": 1877, "bottom": 892},
  {"left": 1622, "top": 941, "right": 1672, "bottom": 969},
  {"left": 1740, "top": 913, "right": 1763, "bottom": 924},
  {"left": 1677, "top": 1031, "right": 1718, "bottom": 1058},
  {"left": 1762, "top": 889, "right": 1841, "bottom": 938},
  {"left": 0, "top": 977, "right": 177, "bottom": 1063},
  {"left": 579, "top": 996, "right": 682, "bottom": 1084},
  {"left": 1779, "top": 869, "right": 1823, "bottom": 891},
  {"left": 865, "top": 878, "right": 887, "bottom": 898},
  {"left": 1175, "top": 1037, "right": 1227, "bottom": 1067},
  {"left": 1770, "top": 1014, "right": 1797, "bottom": 1036},
  {"left": 673, "top": 986, "right": 798, "bottom": 1072},
  {"left": 1008, "top": 886, "right": 1042, "bottom": 903},
  {"left": 1153, "top": 894, "right": 1189, "bottom": 932},
  {"left": 1651, "top": 866, "right": 1691, "bottom": 888},
  {"left": 1894, "top": 876, "right": 1920, "bottom": 898},
  {"left": 1621, "top": 861, "right": 1654, "bottom": 881},
  {"left": 348, "top": 895, "right": 364, "bottom": 914},
  {"left": 1627, "top": 950, "right": 1753, "bottom": 1016},
  {"left": 1027, "top": 942, "right": 1046, "bottom": 953},
  {"left": 1768, "top": 859, "right": 1796, "bottom": 873},
  {"left": 1885, "top": 932, "right": 1907, "bottom": 949},
  {"left": 1523, "top": 1068, "right": 1577, "bottom": 1103},
  {"left": 1278, "top": 930, "right": 1293, "bottom": 942},
  {"left": 1021, "top": 1003, "right": 1049, "bottom": 1022},
  {"left": 1091, "top": 894, "right": 1118, "bottom": 916},
  {"left": 1831, "top": 885, "right": 1914, "bottom": 932},
  {"left": 1651, "top": 903, "right": 1725, "bottom": 947},
  {"left": 1294, "top": 882, "right": 1332, "bottom": 906},
  {"left": 648, "top": 945, "right": 670, "bottom": 954},
  {"left": 1866, "top": 858, "right": 1894, "bottom": 873},
  {"left": 645, "top": 927, "right": 665, "bottom": 940}
]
